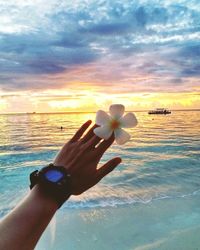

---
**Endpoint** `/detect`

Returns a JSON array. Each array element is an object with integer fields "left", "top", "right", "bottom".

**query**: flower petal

[
  {"left": 109, "top": 104, "right": 125, "bottom": 119},
  {"left": 120, "top": 113, "right": 138, "bottom": 128},
  {"left": 114, "top": 128, "right": 131, "bottom": 145},
  {"left": 93, "top": 125, "right": 112, "bottom": 140},
  {"left": 95, "top": 110, "right": 111, "bottom": 126}
]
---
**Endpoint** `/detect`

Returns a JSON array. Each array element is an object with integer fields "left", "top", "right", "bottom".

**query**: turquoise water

[{"left": 0, "top": 111, "right": 200, "bottom": 249}]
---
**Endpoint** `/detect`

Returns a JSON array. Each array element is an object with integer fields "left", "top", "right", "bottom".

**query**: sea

[{"left": 0, "top": 111, "right": 200, "bottom": 250}]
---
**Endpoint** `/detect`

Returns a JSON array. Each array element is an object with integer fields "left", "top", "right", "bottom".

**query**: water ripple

[{"left": 0, "top": 111, "right": 200, "bottom": 211}]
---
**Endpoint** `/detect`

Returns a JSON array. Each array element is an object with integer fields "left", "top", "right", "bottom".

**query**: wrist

[
  {"left": 30, "top": 185, "right": 60, "bottom": 213},
  {"left": 29, "top": 164, "right": 72, "bottom": 208}
]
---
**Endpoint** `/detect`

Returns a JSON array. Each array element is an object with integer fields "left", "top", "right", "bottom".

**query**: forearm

[
  {"left": 0, "top": 186, "right": 59, "bottom": 250},
  {"left": 0, "top": 120, "right": 120, "bottom": 250}
]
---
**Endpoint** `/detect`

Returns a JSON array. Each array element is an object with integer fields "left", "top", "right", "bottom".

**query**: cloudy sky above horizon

[{"left": 0, "top": 0, "right": 200, "bottom": 112}]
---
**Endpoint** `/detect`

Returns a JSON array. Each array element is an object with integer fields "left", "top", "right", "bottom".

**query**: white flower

[{"left": 93, "top": 104, "right": 138, "bottom": 145}]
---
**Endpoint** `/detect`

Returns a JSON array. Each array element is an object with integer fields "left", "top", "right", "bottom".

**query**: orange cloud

[{"left": 0, "top": 90, "right": 199, "bottom": 113}]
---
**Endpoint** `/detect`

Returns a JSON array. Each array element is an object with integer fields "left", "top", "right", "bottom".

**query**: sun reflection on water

[{"left": 0, "top": 111, "right": 200, "bottom": 211}]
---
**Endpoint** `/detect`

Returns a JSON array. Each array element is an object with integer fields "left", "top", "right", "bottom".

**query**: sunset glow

[
  {"left": 0, "top": 91, "right": 199, "bottom": 113},
  {"left": 0, "top": 0, "right": 199, "bottom": 113}
]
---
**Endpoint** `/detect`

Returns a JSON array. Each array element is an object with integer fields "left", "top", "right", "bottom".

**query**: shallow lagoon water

[{"left": 0, "top": 111, "right": 200, "bottom": 249}]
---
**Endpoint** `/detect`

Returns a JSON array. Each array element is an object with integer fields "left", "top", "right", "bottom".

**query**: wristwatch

[{"left": 30, "top": 164, "right": 72, "bottom": 208}]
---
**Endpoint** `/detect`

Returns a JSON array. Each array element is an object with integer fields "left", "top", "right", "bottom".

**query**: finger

[
  {"left": 84, "top": 134, "right": 102, "bottom": 149},
  {"left": 96, "top": 157, "right": 121, "bottom": 182},
  {"left": 70, "top": 120, "right": 92, "bottom": 142},
  {"left": 81, "top": 124, "right": 99, "bottom": 143},
  {"left": 95, "top": 133, "right": 115, "bottom": 155}
]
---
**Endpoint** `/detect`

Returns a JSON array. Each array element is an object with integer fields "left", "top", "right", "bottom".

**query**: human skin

[{"left": 0, "top": 120, "right": 121, "bottom": 250}]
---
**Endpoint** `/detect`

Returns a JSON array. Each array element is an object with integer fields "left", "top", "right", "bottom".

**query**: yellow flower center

[{"left": 110, "top": 119, "right": 120, "bottom": 130}]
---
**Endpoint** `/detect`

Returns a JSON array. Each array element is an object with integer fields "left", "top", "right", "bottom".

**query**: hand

[{"left": 54, "top": 120, "right": 121, "bottom": 195}]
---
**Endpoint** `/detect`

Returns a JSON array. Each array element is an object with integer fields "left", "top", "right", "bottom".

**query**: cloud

[
  {"left": 168, "top": 44, "right": 200, "bottom": 77},
  {"left": 0, "top": 0, "right": 200, "bottom": 93}
]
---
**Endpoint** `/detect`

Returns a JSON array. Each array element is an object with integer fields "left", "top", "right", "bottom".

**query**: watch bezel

[{"left": 38, "top": 165, "right": 71, "bottom": 189}]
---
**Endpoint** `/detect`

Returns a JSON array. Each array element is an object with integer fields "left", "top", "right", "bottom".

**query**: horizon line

[{"left": 0, "top": 108, "right": 200, "bottom": 115}]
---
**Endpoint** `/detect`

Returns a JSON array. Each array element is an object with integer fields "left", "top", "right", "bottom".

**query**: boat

[
  {"left": 26, "top": 112, "right": 36, "bottom": 114},
  {"left": 148, "top": 108, "right": 171, "bottom": 115}
]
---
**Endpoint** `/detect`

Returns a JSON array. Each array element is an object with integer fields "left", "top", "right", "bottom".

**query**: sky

[{"left": 0, "top": 0, "right": 200, "bottom": 113}]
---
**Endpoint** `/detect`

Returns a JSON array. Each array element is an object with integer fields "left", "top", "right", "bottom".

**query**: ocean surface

[{"left": 0, "top": 111, "right": 200, "bottom": 250}]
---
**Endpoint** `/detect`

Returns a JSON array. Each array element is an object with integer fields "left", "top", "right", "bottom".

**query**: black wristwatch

[{"left": 30, "top": 164, "right": 72, "bottom": 208}]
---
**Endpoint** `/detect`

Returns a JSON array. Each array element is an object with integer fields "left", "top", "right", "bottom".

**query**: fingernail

[{"left": 115, "top": 157, "right": 122, "bottom": 164}]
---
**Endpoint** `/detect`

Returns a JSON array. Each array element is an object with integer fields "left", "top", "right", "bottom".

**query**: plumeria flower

[{"left": 93, "top": 104, "right": 138, "bottom": 145}]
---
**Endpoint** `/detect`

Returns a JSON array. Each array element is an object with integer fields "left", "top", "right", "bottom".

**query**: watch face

[{"left": 44, "top": 169, "right": 64, "bottom": 183}]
